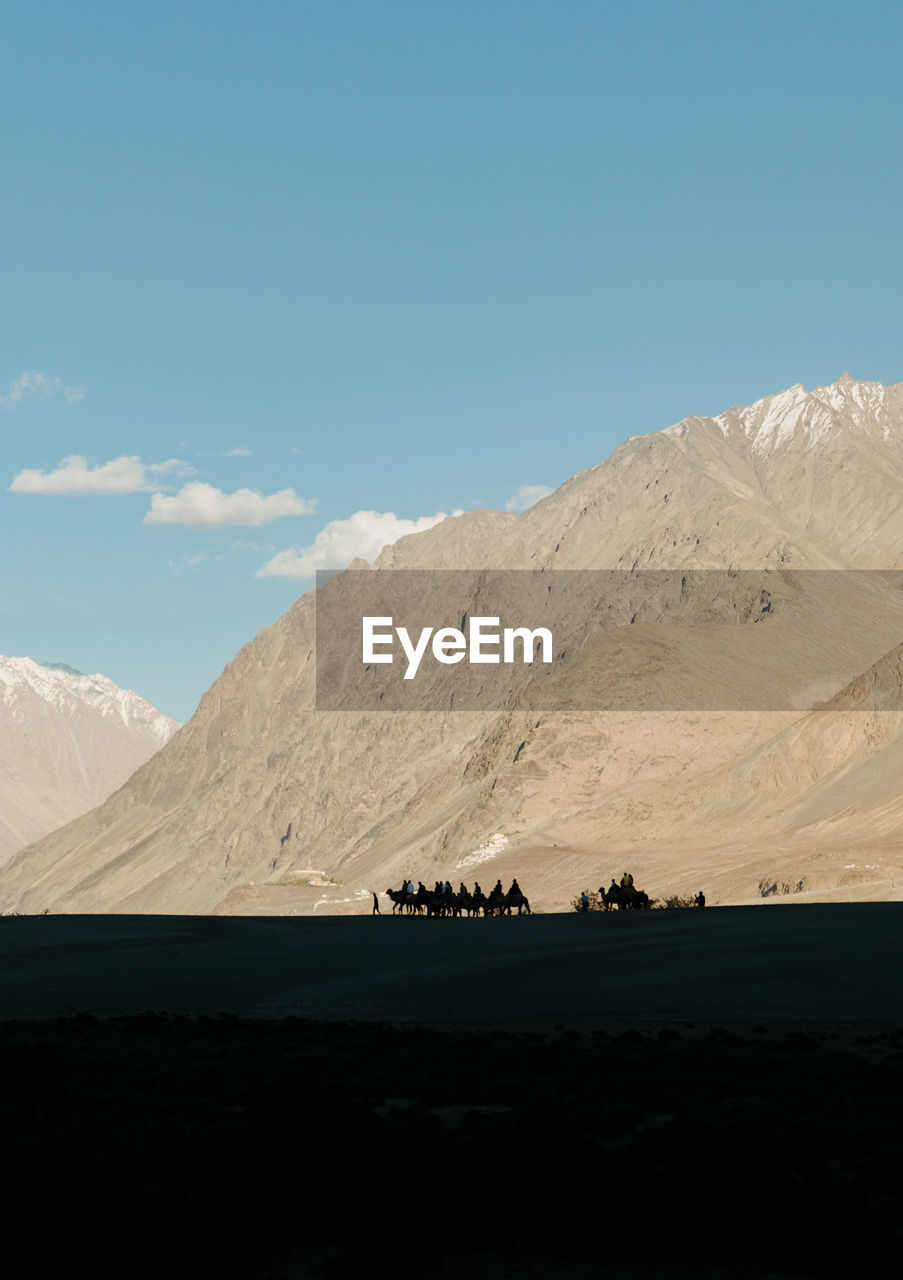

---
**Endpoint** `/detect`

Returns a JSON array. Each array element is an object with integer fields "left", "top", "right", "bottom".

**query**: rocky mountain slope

[
  {"left": 3, "top": 374, "right": 903, "bottom": 914},
  {"left": 0, "top": 657, "right": 179, "bottom": 866}
]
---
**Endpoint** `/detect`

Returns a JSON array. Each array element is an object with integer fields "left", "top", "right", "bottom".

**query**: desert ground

[
  {"left": 2, "top": 903, "right": 903, "bottom": 1026},
  {"left": 3, "top": 906, "right": 902, "bottom": 1279}
]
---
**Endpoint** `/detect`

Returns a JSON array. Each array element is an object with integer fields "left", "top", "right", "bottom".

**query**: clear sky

[{"left": 3, "top": 0, "right": 902, "bottom": 721}]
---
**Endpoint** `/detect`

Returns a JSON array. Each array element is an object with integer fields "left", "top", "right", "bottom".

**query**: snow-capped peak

[
  {"left": 0, "top": 655, "right": 179, "bottom": 744},
  {"left": 665, "top": 374, "right": 900, "bottom": 457}
]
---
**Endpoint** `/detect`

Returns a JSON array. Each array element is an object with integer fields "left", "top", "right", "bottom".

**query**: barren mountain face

[
  {"left": 0, "top": 658, "right": 179, "bottom": 867},
  {"left": 4, "top": 374, "right": 903, "bottom": 915}
]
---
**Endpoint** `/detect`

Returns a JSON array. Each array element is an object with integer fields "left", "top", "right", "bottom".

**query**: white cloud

[
  {"left": 1, "top": 369, "right": 86, "bottom": 411},
  {"left": 257, "top": 508, "right": 459, "bottom": 579},
  {"left": 144, "top": 481, "right": 317, "bottom": 528},
  {"left": 505, "top": 484, "right": 553, "bottom": 512},
  {"left": 223, "top": 446, "right": 252, "bottom": 457},
  {"left": 9, "top": 454, "right": 194, "bottom": 495}
]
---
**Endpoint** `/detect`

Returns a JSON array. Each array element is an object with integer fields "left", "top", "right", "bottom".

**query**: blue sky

[{"left": 3, "top": 0, "right": 902, "bottom": 721}]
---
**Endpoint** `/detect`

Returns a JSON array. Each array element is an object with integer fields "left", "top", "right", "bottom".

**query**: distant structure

[
  {"left": 302, "top": 856, "right": 331, "bottom": 886},
  {"left": 455, "top": 832, "right": 508, "bottom": 871}
]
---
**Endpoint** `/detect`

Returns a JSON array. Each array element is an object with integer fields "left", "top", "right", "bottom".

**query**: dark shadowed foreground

[
  {"left": 3, "top": 904, "right": 903, "bottom": 1026},
  {"left": 3, "top": 907, "right": 902, "bottom": 1279}
]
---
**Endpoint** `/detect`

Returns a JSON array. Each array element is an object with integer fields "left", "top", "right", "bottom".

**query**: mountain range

[
  {"left": 3, "top": 373, "right": 903, "bottom": 914},
  {"left": 0, "top": 657, "right": 179, "bottom": 868}
]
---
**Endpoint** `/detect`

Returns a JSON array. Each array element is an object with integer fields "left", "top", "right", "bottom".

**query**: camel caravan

[
  {"left": 378, "top": 872, "right": 707, "bottom": 918},
  {"left": 582, "top": 872, "right": 653, "bottom": 911},
  {"left": 383, "top": 878, "right": 531, "bottom": 918},
  {"left": 576, "top": 873, "right": 707, "bottom": 912}
]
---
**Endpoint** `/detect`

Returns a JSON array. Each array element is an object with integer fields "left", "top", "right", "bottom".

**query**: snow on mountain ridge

[
  {"left": 664, "top": 375, "right": 902, "bottom": 458},
  {"left": 0, "top": 655, "right": 178, "bottom": 744}
]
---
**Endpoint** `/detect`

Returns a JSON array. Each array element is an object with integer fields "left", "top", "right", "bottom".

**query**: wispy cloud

[
  {"left": 168, "top": 550, "right": 224, "bottom": 575},
  {"left": 257, "top": 508, "right": 459, "bottom": 579},
  {"left": 505, "top": 484, "right": 553, "bottom": 512},
  {"left": 9, "top": 454, "right": 195, "bottom": 495},
  {"left": 223, "top": 446, "right": 252, "bottom": 457},
  {"left": 231, "top": 538, "right": 276, "bottom": 554},
  {"left": 1, "top": 369, "right": 86, "bottom": 411},
  {"left": 144, "top": 481, "right": 317, "bottom": 528}
]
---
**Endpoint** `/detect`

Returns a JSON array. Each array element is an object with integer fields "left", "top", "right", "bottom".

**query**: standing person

[
  {"left": 372, "top": 892, "right": 381, "bottom": 916},
  {"left": 619, "top": 871, "right": 636, "bottom": 910},
  {"left": 580, "top": 891, "right": 590, "bottom": 912}
]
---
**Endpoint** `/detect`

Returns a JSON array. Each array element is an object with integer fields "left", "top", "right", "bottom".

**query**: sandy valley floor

[{"left": 3, "top": 902, "right": 902, "bottom": 1028}]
